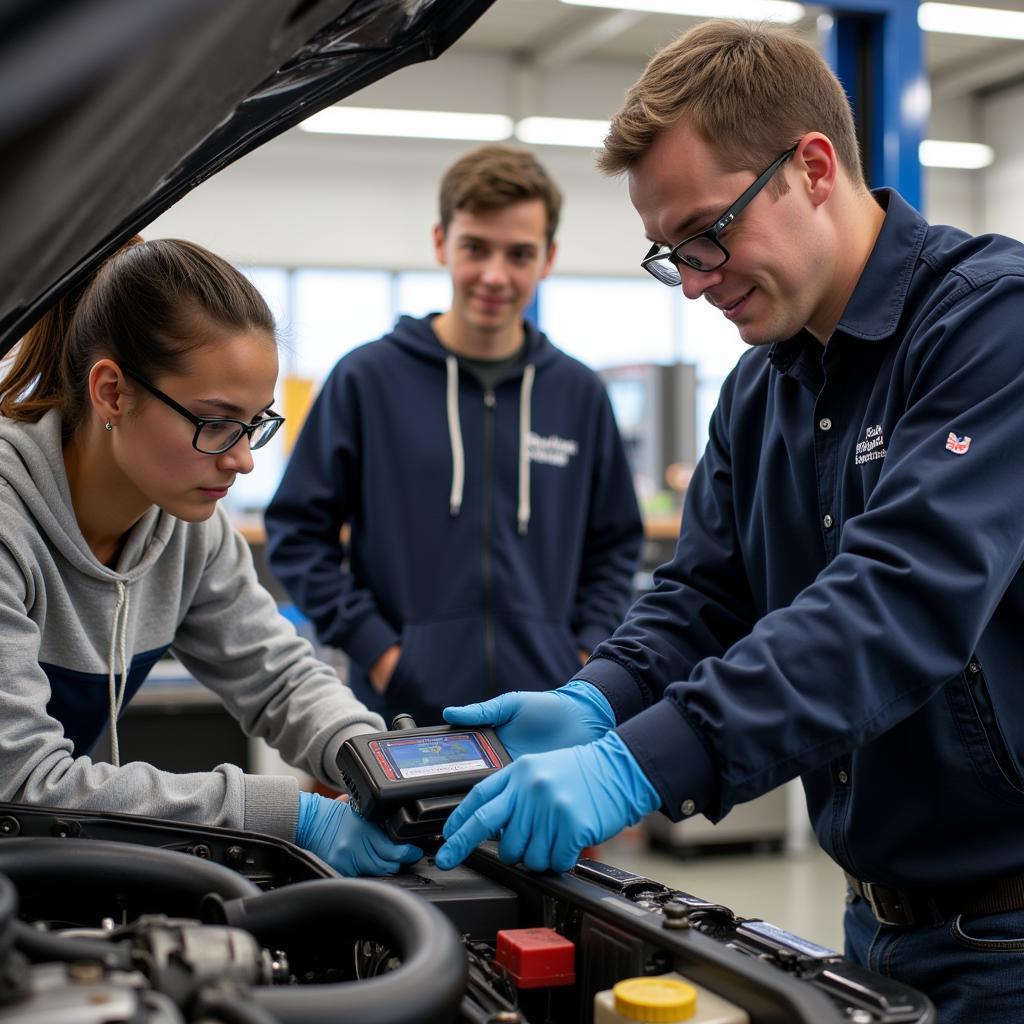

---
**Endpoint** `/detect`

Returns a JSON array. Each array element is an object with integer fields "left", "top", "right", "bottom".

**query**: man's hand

[
  {"left": 443, "top": 680, "right": 616, "bottom": 760},
  {"left": 295, "top": 792, "right": 422, "bottom": 875},
  {"left": 369, "top": 644, "right": 401, "bottom": 695},
  {"left": 435, "top": 732, "right": 660, "bottom": 873}
]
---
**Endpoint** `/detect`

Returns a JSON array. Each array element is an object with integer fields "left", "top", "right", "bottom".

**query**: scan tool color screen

[{"left": 378, "top": 733, "right": 491, "bottom": 779}]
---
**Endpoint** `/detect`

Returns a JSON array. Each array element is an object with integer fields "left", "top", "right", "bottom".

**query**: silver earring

[{"left": 105, "top": 420, "right": 113, "bottom": 431}]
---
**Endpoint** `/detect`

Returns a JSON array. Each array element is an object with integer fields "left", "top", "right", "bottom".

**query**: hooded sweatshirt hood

[{"left": 0, "top": 410, "right": 172, "bottom": 581}]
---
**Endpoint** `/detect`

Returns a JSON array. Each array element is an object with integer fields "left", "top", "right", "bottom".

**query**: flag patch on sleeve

[{"left": 945, "top": 433, "right": 971, "bottom": 455}]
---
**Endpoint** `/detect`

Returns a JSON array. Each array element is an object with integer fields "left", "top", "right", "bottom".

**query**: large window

[
  {"left": 394, "top": 271, "right": 450, "bottom": 319},
  {"left": 539, "top": 276, "right": 747, "bottom": 469},
  {"left": 537, "top": 277, "right": 680, "bottom": 368},
  {"left": 229, "top": 265, "right": 748, "bottom": 516},
  {"left": 677, "top": 291, "right": 749, "bottom": 445},
  {"left": 289, "top": 270, "right": 394, "bottom": 379}
]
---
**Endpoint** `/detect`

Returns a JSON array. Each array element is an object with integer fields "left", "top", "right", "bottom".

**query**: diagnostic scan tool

[{"left": 337, "top": 715, "right": 511, "bottom": 843}]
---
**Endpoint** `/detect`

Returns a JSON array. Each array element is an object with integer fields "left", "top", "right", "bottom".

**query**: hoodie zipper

[{"left": 482, "top": 388, "right": 497, "bottom": 697}]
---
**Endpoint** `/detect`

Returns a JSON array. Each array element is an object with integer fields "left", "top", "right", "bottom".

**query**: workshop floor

[{"left": 591, "top": 833, "right": 849, "bottom": 953}]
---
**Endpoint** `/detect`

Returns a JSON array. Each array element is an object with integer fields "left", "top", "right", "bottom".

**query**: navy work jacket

[{"left": 580, "top": 190, "right": 1024, "bottom": 889}]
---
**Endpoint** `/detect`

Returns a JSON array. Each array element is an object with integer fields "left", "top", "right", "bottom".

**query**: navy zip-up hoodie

[
  {"left": 266, "top": 315, "right": 642, "bottom": 726},
  {"left": 580, "top": 190, "right": 1024, "bottom": 889}
]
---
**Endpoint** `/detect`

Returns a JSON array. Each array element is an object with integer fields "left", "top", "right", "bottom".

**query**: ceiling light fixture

[
  {"left": 919, "top": 140, "right": 995, "bottom": 169},
  {"left": 300, "top": 106, "right": 513, "bottom": 142},
  {"left": 300, "top": 108, "right": 995, "bottom": 171},
  {"left": 516, "top": 116, "right": 996, "bottom": 171},
  {"left": 919, "top": 2, "right": 1024, "bottom": 39},
  {"left": 558, "top": 0, "right": 805, "bottom": 22},
  {"left": 515, "top": 116, "right": 609, "bottom": 147}
]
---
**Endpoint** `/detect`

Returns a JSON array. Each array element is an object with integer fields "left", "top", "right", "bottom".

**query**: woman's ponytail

[
  {"left": 0, "top": 235, "right": 271, "bottom": 431},
  {"left": 0, "top": 236, "right": 146, "bottom": 424},
  {"left": 0, "top": 279, "right": 85, "bottom": 422}
]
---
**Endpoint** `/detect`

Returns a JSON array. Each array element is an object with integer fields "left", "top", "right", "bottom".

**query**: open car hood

[{"left": 0, "top": 0, "right": 494, "bottom": 358}]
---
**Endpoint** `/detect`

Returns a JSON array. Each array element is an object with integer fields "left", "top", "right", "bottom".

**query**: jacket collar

[
  {"left": 835, "top": 189, "right": 929, "bottom": 341},
  {"left": 770, "top": 188, "right": 929, "bottom": 372}
]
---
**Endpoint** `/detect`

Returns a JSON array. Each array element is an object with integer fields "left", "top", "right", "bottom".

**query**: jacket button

[
  {"left": 838, "top": 770, "right": 849, "bottom": 784},
  {"left": 680, "top": 799, "right": 696, "bottom": 816},
  {"left": 819, "top": 417, "right": 832, "bottom": 431},
  {"left": 823, "top": 514, "right": 834, "bottom": 528}
]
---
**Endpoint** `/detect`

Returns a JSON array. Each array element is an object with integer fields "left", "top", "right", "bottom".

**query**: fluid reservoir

[{"left": 594, "top": 973, "right": 750, "bottom": 1023}]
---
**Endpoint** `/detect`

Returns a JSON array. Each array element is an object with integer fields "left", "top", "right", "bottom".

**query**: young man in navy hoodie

[
  {"left": 265, "top": 144, "right": 643, "bottom": 728},
  {"left": 436, "top": 22, "right": 1024, "bottom": 1024}
]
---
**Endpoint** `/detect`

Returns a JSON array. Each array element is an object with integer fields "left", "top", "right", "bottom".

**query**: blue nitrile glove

[
  {"left": 295, "top": 792, "right": 423, "bottom": 876},
  {"left": 435, "top": 731, "right": 661, "bottom": 874},
  {"left": 442, "top": 681, "right": 616, "bottom": 761}
]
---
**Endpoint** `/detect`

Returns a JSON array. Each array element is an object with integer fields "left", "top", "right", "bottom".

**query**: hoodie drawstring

[
  {"left": 517, "top": 363, "right": 535, "bottom": 535},
  {"left": 445, "top": 355, "right": 534, "bottom": 535},
  {"left": 107, "top": 581, "right": 130, "bottom": 767},
  {"left": 445, "top": 356, "right": 465, "bottom": 518}
]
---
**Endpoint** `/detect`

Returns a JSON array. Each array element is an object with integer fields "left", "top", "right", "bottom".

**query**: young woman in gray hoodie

[{"left": 0, "top": 237, "right": 421, "bottom": 876}]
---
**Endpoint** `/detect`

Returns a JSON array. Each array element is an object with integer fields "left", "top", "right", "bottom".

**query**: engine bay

[{"left": 0, "top": 801, "right": 934, "bottom": 1023}]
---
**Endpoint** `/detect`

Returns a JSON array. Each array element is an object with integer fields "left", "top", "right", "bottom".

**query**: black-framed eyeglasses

[
  {"left": 641, "top": 145, "right": 798, "bottom": 287},
  {"left": 122, "top": 367, "right": 285, "bottom": 455}
]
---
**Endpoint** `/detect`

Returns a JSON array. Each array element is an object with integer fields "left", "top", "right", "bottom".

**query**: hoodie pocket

[
  {"left": 382, "top": 639, "right": 411, "bottom": 700},
  {"left": 378, "top": 618, "right": 487, "bottom": 725}
]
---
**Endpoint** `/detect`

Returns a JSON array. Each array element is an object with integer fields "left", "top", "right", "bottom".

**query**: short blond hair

[
  {"left": 439, "top": 144, "right": 562, "bottom": 247},
  {"left": 598, "top": 20, "right": 863, "bottom": 193}
]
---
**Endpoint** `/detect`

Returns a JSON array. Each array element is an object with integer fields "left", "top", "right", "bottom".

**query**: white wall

[
  {"left": 146, "top": 52, "right": 647, "bottom": 276},
  {"left": 980, "top": 81, "right": 1024, "bottom": 240},
  {"left": 924, "top": 92, "right": 983, "bottom": 233},
  {"left": 146, "top": 130, "right": 644, "bottom": 276}
]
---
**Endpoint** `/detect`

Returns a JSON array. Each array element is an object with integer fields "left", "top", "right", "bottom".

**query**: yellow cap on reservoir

[{"left": 613, "top": 977, "right": 698, "bottom": 1022}]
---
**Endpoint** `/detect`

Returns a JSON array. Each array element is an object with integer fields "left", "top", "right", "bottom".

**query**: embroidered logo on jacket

[
  {"left": 527, "top": 432, "right": 579, "bottom": 467},
  {"left": 945, "top": 432, "right": 971, "bottom": 455},
  {"left": 855, "top": 424, "right": 887, "bottom": 466}
]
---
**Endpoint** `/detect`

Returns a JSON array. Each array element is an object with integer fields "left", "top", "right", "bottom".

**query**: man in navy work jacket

[
  {"left": 265, "top": 144, "right": 642, "bottom": 727},
  {"left": 436, "top": 20, "right": 1024, "bottom": 1024}
]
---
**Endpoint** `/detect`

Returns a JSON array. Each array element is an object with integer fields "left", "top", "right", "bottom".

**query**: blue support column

[{"left": 818, "top": 1, "right": 927, "bottom": 210}]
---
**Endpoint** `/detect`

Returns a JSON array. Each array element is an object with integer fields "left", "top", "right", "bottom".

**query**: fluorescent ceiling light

[
  {"left": 300, "top": 106, "right": 996, "bottom": 171},
  {"left": 919, "top": 140, "right": 995, "bottom": 169},
  {"left": 516, "top": 116, "right": 609, "bottom": 147},
  {"left": 919, "top": 3, "right": 1024, "bottom": 39},
  {"left": 559, "top": 0, "right": 805, "bottom": 22},
  {"left": 300, "top": 106, "right": 513, "bottom": 142},
  {"left": 558, "top": 0, "right": 1024, "bottom": 39},
  {"left": 515, "top": 116, "right": 997, "bottom": 172}
]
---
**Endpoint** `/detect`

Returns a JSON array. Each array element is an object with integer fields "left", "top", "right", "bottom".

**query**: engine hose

[
  {"left": 220, "top": 878, "right": 467, "bottom": 1024},
  {"left": 0, "top": 874, "right": 15, "bottom": 959},
  {"left": 10, "top": 919, "right": 132, "bottom": 969},
  {"left": 0, "top": 838, "right": 259, "bottom": 925},
  {"left": 0, "top": 874, "right": 29, "bottom": 1007},
  {"left": 193, "top": 986, "right": 280, "bottom": 1024}
]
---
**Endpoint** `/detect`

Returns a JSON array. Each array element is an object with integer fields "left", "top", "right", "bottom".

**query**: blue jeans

[{"left": 845, "top": 894, "right": 1024, "bottom": 1023}]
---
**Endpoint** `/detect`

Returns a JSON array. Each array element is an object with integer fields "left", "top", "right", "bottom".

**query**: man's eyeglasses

[
  {"left": 122, "top": 367, "right": 285, "bottom": 455},
  {"left": 641, "top": 145, "right": 798, "bottom": 287}
]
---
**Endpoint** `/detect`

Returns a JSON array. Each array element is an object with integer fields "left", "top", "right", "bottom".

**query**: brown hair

[
  {"left": 598, "top": 20, "right": 864, "bottom": 194},
  {"left": 439, "top": 144, "right": 563, "bottom": 246},
  {"left": 0, "top": 237, "right": 275, "bottom": 429}
]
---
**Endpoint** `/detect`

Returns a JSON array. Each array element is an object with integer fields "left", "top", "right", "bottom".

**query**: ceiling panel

[{"left": 455, "top": 0, "right": 1024, "bottom": 98}]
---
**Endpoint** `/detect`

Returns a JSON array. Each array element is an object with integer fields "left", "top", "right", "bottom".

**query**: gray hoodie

[{"left": 0, "top": 409, "right": 385, "bottom": 840}]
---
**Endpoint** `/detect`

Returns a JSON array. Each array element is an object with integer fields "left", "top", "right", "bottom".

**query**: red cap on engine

[{"left": 494, "top": 927, "right": 576, "bottom": 989}]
